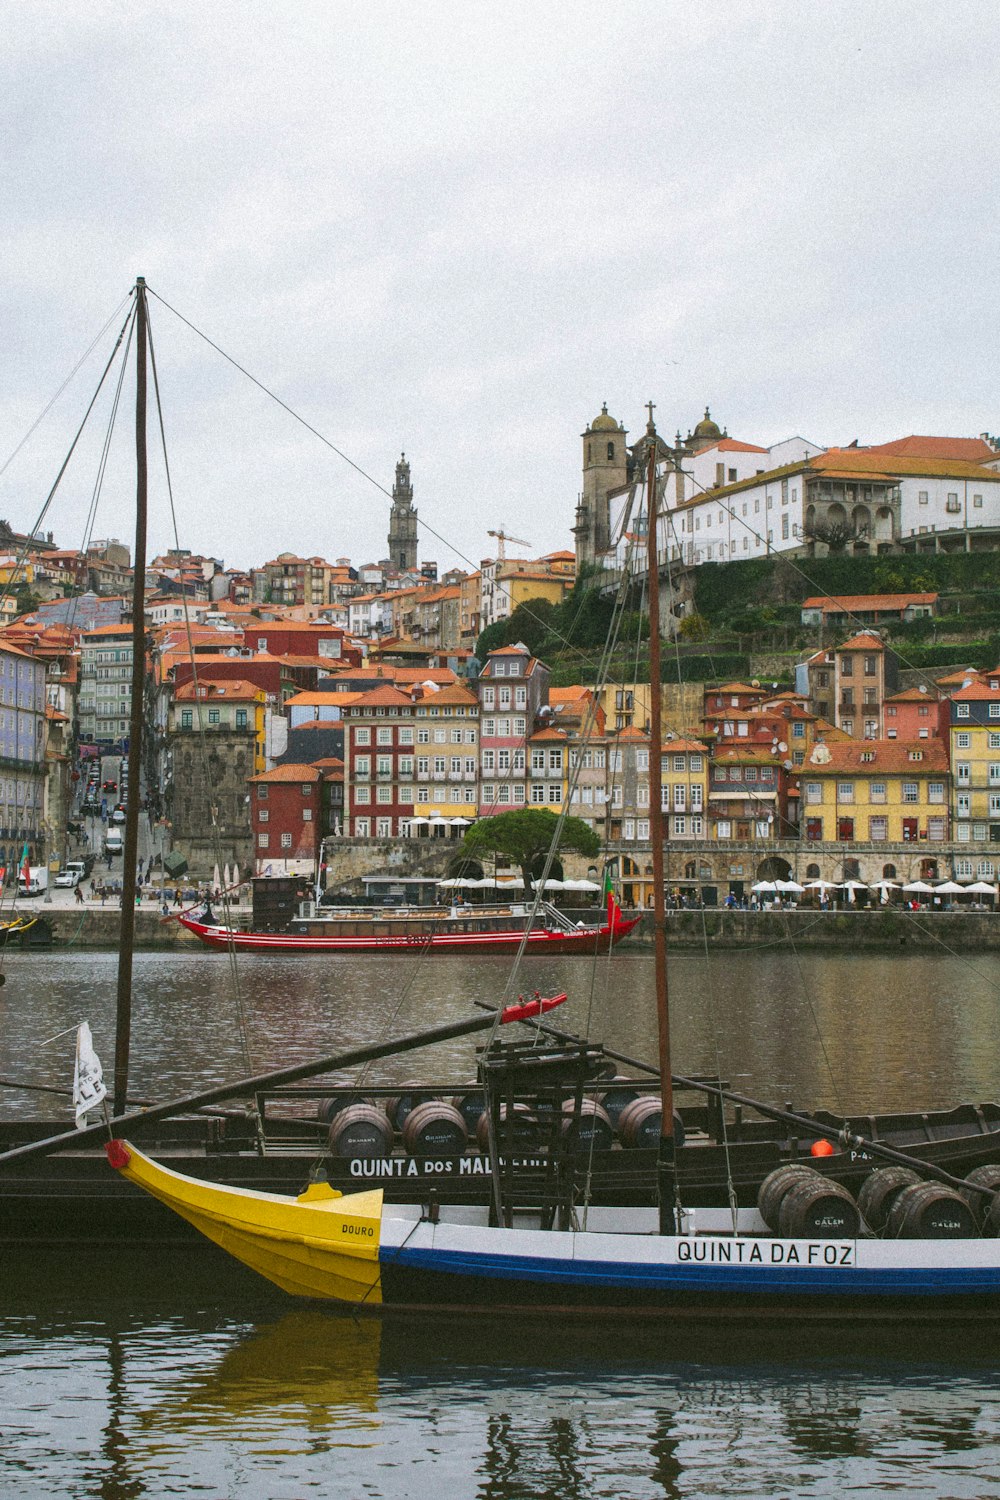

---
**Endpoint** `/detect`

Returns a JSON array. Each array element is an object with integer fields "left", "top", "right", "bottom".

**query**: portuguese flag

[{"left": 603, "top": 867, "right": 619, "bottom": 927}]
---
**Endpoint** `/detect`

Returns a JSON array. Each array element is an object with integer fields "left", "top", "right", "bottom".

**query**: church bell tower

[{"left": 388, "top": 452, "right": 418, "bottom": 572}]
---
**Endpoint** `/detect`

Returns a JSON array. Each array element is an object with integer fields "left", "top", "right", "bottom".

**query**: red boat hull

[{"left": 177, "top": 914, "right": 641, "bottom": 955}]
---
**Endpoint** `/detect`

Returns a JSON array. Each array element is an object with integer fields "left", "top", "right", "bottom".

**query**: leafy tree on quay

[{"left": 460, "top": 808, "right": 600, "bottom": 892}]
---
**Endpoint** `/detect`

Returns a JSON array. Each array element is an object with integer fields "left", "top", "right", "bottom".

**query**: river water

[{"left": 3, "top": 944, "right": 1000, "bottom": 1498}]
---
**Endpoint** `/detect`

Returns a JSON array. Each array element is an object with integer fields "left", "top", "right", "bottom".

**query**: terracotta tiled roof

[
  {"left": 529, "top": 726, "right": 568, "bottom": 742},
  {"left": 802, "top": 593, "right": 937, "bottom": 613},
  {"left": 173, "top": 677, "right": 263, "bottom": 701},
  {"left": 284, "top": 690, "right": 364, "bottom": 707},
  {"left": 865, "top": 435, "right": 998, "bottom": 462},
  {"left": 344, "top": 684, "right": 415, "bottom": 710},
  {"left": 420, "top": 684, "right": 479, "bottom": 708},
  {"left": 837, "top": 632, "right": 886, "bottom": 652},
  {"left": 885, "top": 687, "right": 941, "bottom": 703},
  {"left": 249, "top": 764, "right": 322, "bottom": 783},
  {"left": 948, "top": 680, "right": 1000, "bottom": 702},
  {"left": 806, "top": 739, "right": 949, "bottom": 772}
]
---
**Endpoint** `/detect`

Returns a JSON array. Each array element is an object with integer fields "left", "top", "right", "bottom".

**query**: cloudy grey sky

[{"left": 2, "top": 1, "right": 997, "bottom": 574}]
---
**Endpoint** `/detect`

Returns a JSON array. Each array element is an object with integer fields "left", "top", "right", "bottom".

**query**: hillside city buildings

[{"left": 1, "top": 409, "right": 999, "bottom": 899}]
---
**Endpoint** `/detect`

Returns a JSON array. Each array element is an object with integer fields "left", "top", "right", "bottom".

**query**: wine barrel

[
  {"left": 451, "top": 1087, "right": 487, "bottom": 1135},
  {"left": 886, "top": 1182, "right": 978, "bottom": 1239},
  {"left": 597, "top": 1077, "right": 643, "bottom": 1129},
  {"left": 757, "top": 1165, "right": 824, "bottom": 1231},
  {"left": 777, "top": 1178, "right": 860, "bottom": 1239},
  {"left": 559, "top": 1098, "right": 613, "bottom": 1154},
  {"left": 402, "top": 1101, "right": 468, "bottom": 1158},
  {"left": 383, "top": 1084, "right": 423, "bottom": 1132},
  {"left": 316, "top": 1091, "right": 369, "bottom": 1125},
  {"left": 961, "top": 1164, "right": 1000, "bottom": 1223},
  {"left": 982, "top": 1194, "right": 1000, "bottom": 1238},
  {"left": 857, "top": 1167, "right": 920, "bottom": 1231},
  {"left": 617, "top": 1097, "right": 686, "bottom": 1151},
  {"left": 327, "top": 1103, "right": 393, "bottom": 1159},
  {"left": 476, "top": 1102, "right": 540, "bottom": 1154}
]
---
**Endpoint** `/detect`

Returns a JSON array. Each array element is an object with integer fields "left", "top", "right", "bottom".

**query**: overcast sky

[{"left": 2, "top": 1, "right": 997, "bottom": 575}]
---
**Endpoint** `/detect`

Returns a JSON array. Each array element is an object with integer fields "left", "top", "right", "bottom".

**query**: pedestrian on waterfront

[
  {"left": 173, "top": 887, "right": 182, "bottom": 907},
  {"left": 74, "top": 883, "right": 84, "bottom": 904},
  {"left": 99, "top": 885, "right": 107, "bottom": 907}
]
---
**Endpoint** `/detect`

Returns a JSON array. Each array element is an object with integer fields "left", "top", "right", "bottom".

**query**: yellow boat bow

[{"left": 105, "top": 1139, "right": 383, "bottom": 1303}]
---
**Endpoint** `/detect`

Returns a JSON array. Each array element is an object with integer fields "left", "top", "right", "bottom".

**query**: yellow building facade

[{"left": 799, "top": 739, "right": 950, "bottom": 845}]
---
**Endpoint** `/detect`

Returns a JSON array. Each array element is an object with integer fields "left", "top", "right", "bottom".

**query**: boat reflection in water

[{"left": 139, "top": 1310, "right": 383, "bottom": 1440}]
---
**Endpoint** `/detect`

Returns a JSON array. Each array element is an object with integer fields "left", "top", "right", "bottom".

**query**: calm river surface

[{"left": 3, "top": 944, "right": 1000, "bottom": 1498}]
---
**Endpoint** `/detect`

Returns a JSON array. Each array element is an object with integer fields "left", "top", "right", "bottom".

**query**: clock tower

[{"left": 388, "top": 453, "right": 418, "bottom": 572}]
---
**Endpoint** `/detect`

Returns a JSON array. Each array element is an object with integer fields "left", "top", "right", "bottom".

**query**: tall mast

[
  {"left": 643, "top": 403, "right": 678, "bottom": 1235},
  {"left": 113, "top": 278, "right": 149, "bottom": 1116}
]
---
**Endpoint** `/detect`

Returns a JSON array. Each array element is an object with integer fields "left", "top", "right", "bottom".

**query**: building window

[
  {"left": 257, "top": 833, "right": 269, "bottom": 848},
  {"left": 902, "top": 782, "right": 919, "bottom": 803},
  {"left": 955, "top": 732, "right": 971, "bottom": 748},
  {"left": 974, "top": 494, "right": 983, "bottom": 508},
  {"left": 945, "top": 493, "right": 960, "bottom": 513},
  {"left": 258, "top": 785, "right": 268, "bottom": 800},
  {"left": 956, "top": 704, "right": 970, "bottom": 719},
  {"left": 837, "top": 783, "right": 854, "bottom": 803},
  {"left": 376, "top": 787, "right": 393, "bottom": 805},
  {"left": 181, "top": 709, "right": 192, "bottom": 729},
  {"left": 377, "top": 727, "right": 393, "bottom": 745},
  {"left": 354, "top": 786, "right": 370, "bottom": 804},
  {"left": 280, "top": 832, "right": 292, "bottom": 848},
  {"left": 258, "top": 808, "right": 269, "bottom": 823}
]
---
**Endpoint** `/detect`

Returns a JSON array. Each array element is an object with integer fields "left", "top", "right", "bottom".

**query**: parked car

[
  {"left": 54, "top": 869, "right": 82, "bottom": 888},
  {"left": 102, "top": 779, "right": 117, "bottom": 793},
  {"left": 111, "top": 805, "right": 127, "bottom": 824},
  {"left": 66, "top": 856, "right": 94, "bottom": 878},
  {"left": 104, "top": 830, "right": 124, "bottom": 856}
]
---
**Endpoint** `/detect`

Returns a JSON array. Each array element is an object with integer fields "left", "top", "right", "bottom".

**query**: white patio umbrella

[
  {"left": 233, "top": 863, "right": 240, "bottom": 887},
  {"left": 775, "top": 879, "right": 805, "bottom": 893},
  {"left": 223, "top": 863, "right": 231, "bottom": 888},
  {"left": 449, "top": 816, "right": 472, "bottom": 826},
  {"left": 902, "top": 880, "right": 935, "bottom": 893},
  {"left": 212, "top": 863, "right": 221, "bottom": 891},
  {"left": 965, "top": 881, "right": 998, "bottom": 895},
  {"left": 869, "top": 878, "right": 900, "bottom": 887},
  {"left": 933, "top": 881, "right": 966, "bottom": 895},
  {"left": 803, "top": 879, "right": 839, "bottom": 891},
  {"left": 751, "top": 880, "right": 777, "bottom": 892},
  {"left": 562, "top": 878, "right": 602, "bottom": 892}
]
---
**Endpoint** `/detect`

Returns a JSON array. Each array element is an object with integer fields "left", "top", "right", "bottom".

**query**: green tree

[
  {"left": 475, "top": 597, "right": 556, "bottom": 661},
  {"left": 460, "top": 808, "right": 600, "bottom": 891}
]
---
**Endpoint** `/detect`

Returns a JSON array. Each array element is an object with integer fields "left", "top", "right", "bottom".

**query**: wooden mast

[
  {"left": 643, "top": 402, "right": 678, "bottom": 1234},
  {"left": 113, "top": 278, "right": 149, "bottom": 1116}
]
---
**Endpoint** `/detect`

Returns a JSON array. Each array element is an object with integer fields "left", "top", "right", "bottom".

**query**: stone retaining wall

[{"left": 13, "top": 905, "right": 1000, "bottom": 951}]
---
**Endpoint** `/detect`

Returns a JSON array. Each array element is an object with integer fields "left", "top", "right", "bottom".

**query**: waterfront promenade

[{"left": 7, "top": 894, "right": 1000, "bottom": 951}]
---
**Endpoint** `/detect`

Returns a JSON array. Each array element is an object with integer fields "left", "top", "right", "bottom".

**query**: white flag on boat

[{"left": 73, "top": 1022, "right": 106, "bottom": 1128}]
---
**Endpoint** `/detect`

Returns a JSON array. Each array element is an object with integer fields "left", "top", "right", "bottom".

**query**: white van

[{"left": 104, "top": 830, "right": 124, "bottom": 857}]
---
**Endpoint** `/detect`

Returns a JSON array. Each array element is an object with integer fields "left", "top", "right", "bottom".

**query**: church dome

[
  {"left": 589, "top": 402, "right": 619, "bottom": 432},
  {"left": 692, "top": 407, "right": 722, "bottom": 441}
]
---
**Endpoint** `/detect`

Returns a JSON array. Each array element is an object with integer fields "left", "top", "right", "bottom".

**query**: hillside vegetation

[{"left": 475, "top": 552, "right": 1000, "bottom": 688}]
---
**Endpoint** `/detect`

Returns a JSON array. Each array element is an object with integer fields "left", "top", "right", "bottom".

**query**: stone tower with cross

[{"left": 388, "top": 452, "right": 418, "bottom": 572}]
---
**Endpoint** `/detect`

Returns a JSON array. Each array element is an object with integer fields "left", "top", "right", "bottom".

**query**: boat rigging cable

[{"left": 145, "top": 310, "right": 255, "bottom": 1080}]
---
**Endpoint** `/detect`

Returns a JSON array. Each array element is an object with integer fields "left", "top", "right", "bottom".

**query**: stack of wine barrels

[
  {"left": 858, "top": 1166, "right": 978, "bottom": 1238},
  {"left": 758, "top": 1165, "right": 860, "bottom": 1239},
  {"left": 962, "top": 1164, "right": 1000, "bottom": 1235}
]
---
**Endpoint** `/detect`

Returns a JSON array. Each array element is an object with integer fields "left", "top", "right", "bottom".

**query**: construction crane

[{"left": 487, "top": 528, "right": 533, "bottom": 564}]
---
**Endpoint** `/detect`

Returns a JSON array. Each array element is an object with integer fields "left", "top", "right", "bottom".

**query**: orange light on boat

[{"left": 810, "top": 1139, "right": 835, "bottom": 1157}]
